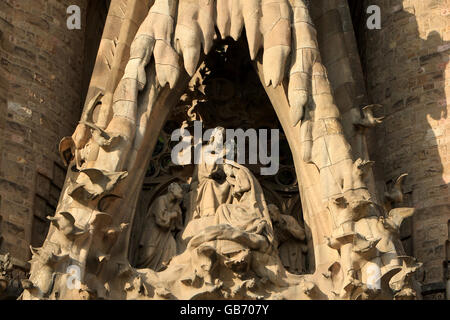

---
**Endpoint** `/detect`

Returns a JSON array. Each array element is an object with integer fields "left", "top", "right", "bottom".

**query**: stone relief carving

[
  {"left": 184, "top": 127, "right": 233, "bottom": 223},
  {"left": 22, "top": 0, "right": 421, "bottom": 300},
  {"left": 136, "top": 183, "right": 185, "bottom": 271},
  {"left": 0, "top": 253, "right": 13, "bottom": 299},
  {"left": 0, "top": 253, "right": 26, "bottom": 300},
  {"left": 268, "top": 204, "right": 307, "bottom": 275},
  {"left": 350, "top": 104, "right": 385, "bottom": 160}
]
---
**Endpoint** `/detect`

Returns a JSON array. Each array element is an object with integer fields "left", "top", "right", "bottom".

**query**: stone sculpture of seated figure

[
  {"left": 141, "top": 128, "right": 287, "bottom": 297},
  {"left": 176, "top": 160, "right": 285, "bottom": 289}
]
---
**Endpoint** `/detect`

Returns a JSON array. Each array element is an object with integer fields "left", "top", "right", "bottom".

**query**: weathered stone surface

[
  {"left": 0, "top": 0, "right": 91, "bottom": 265},
  {"left": 0, "top": 0, "right": 447, "bottom": 300},
  {"left": 11, "top": 0, "right": 421, "bottom": 301},
  {"left": 359, "top": 0, "right": 449, "bottom": 298}
]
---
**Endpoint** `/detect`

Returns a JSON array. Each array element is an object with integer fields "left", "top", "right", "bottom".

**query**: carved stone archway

[
  {"left": 127, "top": 40, "right": 313, "bottom": 276},
  {"left": 22, "top": 0, "right": 420, "bottom": 300}
]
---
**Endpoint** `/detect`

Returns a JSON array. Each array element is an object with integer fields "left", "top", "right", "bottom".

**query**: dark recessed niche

[
  {"left": 146, "top": 162, "right": 156, "bottom": 178},
  {"left": 31, "top": 216, "right": 49, "bottom": 249},
  {"left": 276, "top": 168, "right": 297, "bottom": 187},
  {"left": 163, "top": 120, "right": 180, "bottom": 135}
]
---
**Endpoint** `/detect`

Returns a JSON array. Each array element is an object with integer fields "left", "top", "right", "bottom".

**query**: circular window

[{"left": 275, "top": 167, "right": 297, "bottom": 187}]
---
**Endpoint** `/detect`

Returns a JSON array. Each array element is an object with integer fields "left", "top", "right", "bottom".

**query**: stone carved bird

[
  {"left": 390, "top": 256, "right": 422, "bottom": 296},
  {"left": 352, "top": 158, "right": 375, "bottom": 188},
  {"left": 355, "top": 104, "right": 385, "bottom": 128},
  {"left": 59, "top": 92, "right": 104, "bottom": 167},
  {"left": 379, "top": 208, "right": 415, "bottom": 235},
  {"left": 68, "top": 168, "right": 128, "bottom": 201},
  {"left": 355, "top": 159, "right": 375, "bottom": 175},
  {"left": 47, "top": 212, "right": 87, "bottom": 238},
  {"left": 384, "top": 173, "right": 408, "bottom": 204}
]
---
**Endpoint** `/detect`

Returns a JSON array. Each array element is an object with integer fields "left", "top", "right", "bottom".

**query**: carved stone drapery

[{"left": 135, "top": 183, "right": 184, "bottom": 271}]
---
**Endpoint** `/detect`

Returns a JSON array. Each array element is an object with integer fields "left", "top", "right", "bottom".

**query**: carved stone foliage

[{"left": 22, "top": 0, "right": 420, "bottom": 300}]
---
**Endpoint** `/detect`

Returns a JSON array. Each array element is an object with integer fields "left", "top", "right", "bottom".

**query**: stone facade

[
  {"left": 0, "top": 0, "right": 448, "bottom": 300},
  {"left": 0, "top": 0, "right": 99, "bottom": 264},
  {"left": 358, "top": 0, "right": 450, "bottom": 299}
]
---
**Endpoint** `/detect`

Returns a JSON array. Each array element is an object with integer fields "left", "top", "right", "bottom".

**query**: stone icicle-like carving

[{"left": 22, "top": 0, "right": 421, "bottom": 300}]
